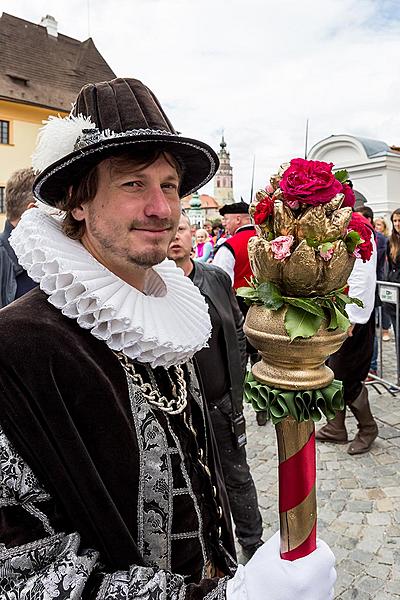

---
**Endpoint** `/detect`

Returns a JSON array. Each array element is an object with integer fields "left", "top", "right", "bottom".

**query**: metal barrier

[{"left": 366, "top": 280, "right": 400, "bottom": 395}]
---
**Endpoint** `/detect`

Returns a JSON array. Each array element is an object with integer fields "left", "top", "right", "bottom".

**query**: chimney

[{"left": 40, "top": 15, "right": 58, "bottom": 38}]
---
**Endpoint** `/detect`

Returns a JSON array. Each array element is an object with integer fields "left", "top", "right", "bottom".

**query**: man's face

[
  {"left": 168, "top": 215, "right": 193, "bottom": 262},
  {"left": 204, "top": 222, "right": 212, "bottom": 234},
  {"left": 72, "top": 154, "right": 181, "bottom": 279},
  {"left": 223, "top": 213, "right": 241, "bottom": 236}
]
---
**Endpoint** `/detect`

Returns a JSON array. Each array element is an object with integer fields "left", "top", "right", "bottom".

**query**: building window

[
  {"left": 0, "top": 187, "right": 5, "bottom": 213},
  {"left": 0, "top": 120, "right": 9, "bottom": 144}
]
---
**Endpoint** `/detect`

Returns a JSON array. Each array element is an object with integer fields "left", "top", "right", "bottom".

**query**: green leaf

[
  {"left": 334, "top": 169, "right": 349, "bottom": 183},
  {"left": 335, "top": 292, "right": 353, "bottom": 305},
  {"left": 306, "top": 238, "right": 319, "bottom": 248},
  {"left": 335, "top": 292, "right": 364, "bottom": 308},
  {"left": 284, "top": 297, "right": 325, "bottom": 317},
  {"left": 327, "top": 307, "right": 338, "bottom": 330},
  {"left": 345, "top": 230, "right": 361, "bottom": 254},
  {"left": 333, "top": 305, "right": 351, "bottom": 332},
  {"left": 284, "top": 305, "right": 323, "bottom": 340},
  {"left": 319, "top": 241, "right": 334, "bottom": 254},
  {"left": 257, "top": 281, "right": 284, "bottom": 310},
  {"left": 347, "top": 295, "right": 364, "bottom": 308},
  {"left": 319, "top": 298, "right": 338, "bottom": 329},
  {"left": 236, "top": 286, "right": 259, "bottom": 300}
]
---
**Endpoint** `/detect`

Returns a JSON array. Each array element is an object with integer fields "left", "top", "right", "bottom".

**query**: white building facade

[{"left": 308, "top": 135, "right": 400, "bottom": 218}]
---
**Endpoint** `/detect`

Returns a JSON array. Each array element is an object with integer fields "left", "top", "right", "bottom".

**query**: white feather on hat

[{"left": 32, "top": 114, "right": 96, "bottom": 173}]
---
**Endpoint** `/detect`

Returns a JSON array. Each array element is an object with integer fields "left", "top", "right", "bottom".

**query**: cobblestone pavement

[{"left": 242, "top": 334, "right": 400, "bottom": 599}]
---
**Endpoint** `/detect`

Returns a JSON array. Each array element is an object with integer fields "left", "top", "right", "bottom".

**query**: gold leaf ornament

[
  {"left": 273, "top": 199, "right": 296, "bottom": 238},
  {"left": 281, "top": 240, "right": 321, "bottom": 296},
  {"left": 248, "top": 236, "right": 283, "bottom": 285}
]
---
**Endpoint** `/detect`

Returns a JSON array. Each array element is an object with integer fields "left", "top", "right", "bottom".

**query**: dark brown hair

[
  {"left": 389, "top": 208, "right": 400, "bottom": 261},
  {"left": 5, "top": 168, "right": 35, "bottom": 221},
  {"left": 57, "top": 148, "right": 183, "bottom": 240}
]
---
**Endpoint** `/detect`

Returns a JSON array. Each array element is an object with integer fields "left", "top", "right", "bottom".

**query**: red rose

[
  {"left": 348, "top": 212, "right": 373, "bottom": 262},
  {"left": 341, "top": 183, "right": 356, "bottom": 208},
  {"left": 254, "top": 196, "right": 274, "bottom": 225},
  {"left": 280, "top": 158, "right": 343, "bottom": 206}
]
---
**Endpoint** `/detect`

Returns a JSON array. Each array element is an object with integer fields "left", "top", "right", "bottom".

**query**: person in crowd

[
  {"left": 203, "top": 219, "right": 213, "bottom": 236},
  {"left": 213, "top": 202, "right": 265, "bottom": 422},
  {"left": 194, "top": 227, "right": 214, "bottom": 262},
  {"left": 168, "top": 213, "right": 264, "bottom": 561},
  {"left": 356, "top": 206, "right": 388, "bottom": 376},
  {"left": 316, "top": 211, "right": 378, "bottom": 454},
  {"left": 213, "top": 201, "right": 255, "bottom": 292},
  {"left": 374, "top": 216, "right": 390, "bottom": 238},
  {"left": 384, "top": 208, "right": 400, "bottom": 338},
  {"left": 374, "top": 216, "right": 391, "bottom": 341},
  {"left": 0, "top": 167, "right": 37, "bottom": 307},
  {"left": 190, "top": 222, "right": 198, "bottom": 244},
  {"left": 0, "top": 77, "right": 336, "bottom": 600},
  {"left": 211, "top": 221, "right": 224, "bottom": 248}
]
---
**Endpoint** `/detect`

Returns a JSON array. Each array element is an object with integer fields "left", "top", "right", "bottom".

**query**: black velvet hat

[
  {"left": 32, "top": 78, "right": 219, "bottom": 206},
  {"left": 219, "top": 201, "right": 250, "bottom": 216}
]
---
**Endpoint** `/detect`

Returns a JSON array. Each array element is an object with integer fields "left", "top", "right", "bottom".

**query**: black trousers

[
  {"left": 327, "top": 313, "right": 375, "bottom": 404},
  {"left": 208, "top": 394, "right": 263, "bottom": 550}
]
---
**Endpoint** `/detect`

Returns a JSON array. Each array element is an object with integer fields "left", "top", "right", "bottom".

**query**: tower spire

[{"left": 214, "top": 133, "right": 234, "bottom": 206}]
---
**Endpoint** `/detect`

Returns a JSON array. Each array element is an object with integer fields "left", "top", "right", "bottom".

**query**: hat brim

[{"left": 33, "top": 134, "right": 218, "bottom": 206}]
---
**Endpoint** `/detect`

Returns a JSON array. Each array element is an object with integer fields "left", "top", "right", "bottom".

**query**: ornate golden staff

[{"left": 239, "top": 163, "right": 369, "bottom": 559}]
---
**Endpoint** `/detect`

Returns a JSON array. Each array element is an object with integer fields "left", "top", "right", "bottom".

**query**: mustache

[{"left": 129, "top": 218, "right": 174, "bottom": 231}]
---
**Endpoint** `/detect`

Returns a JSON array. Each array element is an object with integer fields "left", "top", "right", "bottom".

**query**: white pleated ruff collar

[{"left": 10, "top": 208, "right": 211, "bottom": 368}]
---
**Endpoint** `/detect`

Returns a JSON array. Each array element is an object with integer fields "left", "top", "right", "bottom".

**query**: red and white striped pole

[{"left": 275, "top": 416, "right": 317, "bottom": 560}]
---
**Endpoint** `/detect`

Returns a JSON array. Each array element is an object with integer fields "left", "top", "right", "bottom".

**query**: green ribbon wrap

[{"left": 244, "top": 371, "right": 344, "bottom": 425}]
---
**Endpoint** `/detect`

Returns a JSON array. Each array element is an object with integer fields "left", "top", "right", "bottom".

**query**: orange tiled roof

[{"left": 182, "top": 194, "right": 221, "bottom": 210}]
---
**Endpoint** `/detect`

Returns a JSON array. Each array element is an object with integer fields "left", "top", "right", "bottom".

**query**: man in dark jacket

[
  {"left": 0, "top": 167, "right": 37, "bottom": 307},
  {"left": 0, "top": 78, "right": 336, "bottom": 600},
  {"left": 168, "top": 213, "right": 263, "bottom": 560}
]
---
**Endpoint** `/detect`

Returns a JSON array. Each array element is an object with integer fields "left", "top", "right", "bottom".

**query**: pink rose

[
  {"left": 284, "top": 198, "right": 300, "bottom": 210},
  {"left": 270, "top": 235, "right": 294, "bottom": 261},
  {"left": 319, "top": 246, "right": 334, "bottom": 261},
  {"left": 280, "top": 158, "right": 343, "bottom": 206},
  {"left": 341, "top": 183, "right": 356, "bottom": 208}
]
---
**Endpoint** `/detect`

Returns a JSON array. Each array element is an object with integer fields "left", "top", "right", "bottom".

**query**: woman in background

[
  {"left": 374, "top": 217, "right": 391, "bottom": 342},
  {"left": 385, "top": 209, "right": 400, "bottom": 337},
  {"left": 194, "top": 228, "right": 214, "bottom": 262},
  {"left": 374, "top": 217, "right": 390, "bottom": 238}
]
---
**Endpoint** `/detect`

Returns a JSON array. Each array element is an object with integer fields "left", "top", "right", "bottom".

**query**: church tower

[{"left": 214, "top": 135, "right": 234, "bottom": 206}]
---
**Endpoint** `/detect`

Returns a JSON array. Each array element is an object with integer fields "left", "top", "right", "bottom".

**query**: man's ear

[{"left": 71, "top": 205, "right": 86, "bottom": 222}]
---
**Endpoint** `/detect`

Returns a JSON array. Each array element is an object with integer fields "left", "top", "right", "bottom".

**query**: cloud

[{"left": 2, "top": 0, "right": 400, "bottom": 199}]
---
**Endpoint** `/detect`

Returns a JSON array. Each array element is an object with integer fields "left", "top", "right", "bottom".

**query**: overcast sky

[{"left": 2, "top": 0, "right": 400, "bottom": 200}]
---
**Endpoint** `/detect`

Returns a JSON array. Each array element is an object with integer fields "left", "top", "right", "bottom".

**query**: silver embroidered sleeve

[
  {"left": 96, "top": 566, "right": 186, "bottom": 600},
  {"left": 203, "top": 577, "right": 229, "bottom": 600},
  {"left": 0, "top": 532, "right": 98, "bottom": 599}
]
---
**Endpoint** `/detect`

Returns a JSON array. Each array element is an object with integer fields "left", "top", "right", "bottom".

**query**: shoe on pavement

[
  {"left": 347, "top": 385, "right": 378, "bottom": 454},
  {"left": 382, "top": 331, "right": 391, "bottom": 342},
  {"left": 315, "top": 410, "right": 348, "bottom": 443}
]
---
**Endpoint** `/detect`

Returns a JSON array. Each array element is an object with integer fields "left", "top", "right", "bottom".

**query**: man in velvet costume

[{"left": 0, "top": 78, "right": 336, "bottom": 600}]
